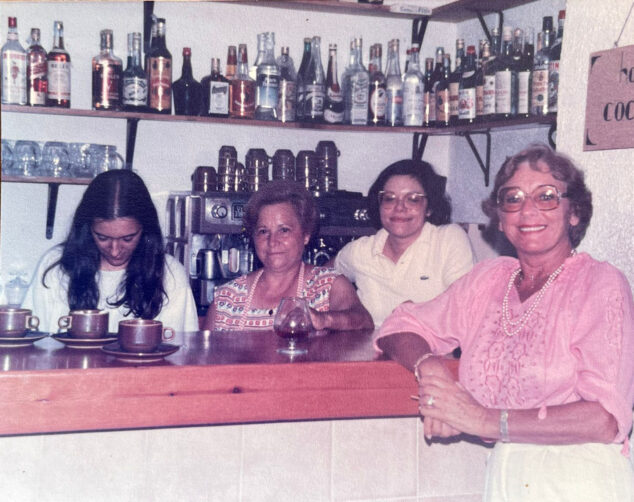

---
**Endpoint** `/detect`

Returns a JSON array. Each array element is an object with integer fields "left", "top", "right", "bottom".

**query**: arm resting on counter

[
  {"left": 311, "top": 276, "right": 374, "bottom": 331},
  {"left": 375, "top": 331, "right": 433, "bottom": 373}
]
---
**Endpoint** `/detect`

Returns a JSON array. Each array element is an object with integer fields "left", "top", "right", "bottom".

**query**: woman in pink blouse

[{"left": 377, "top": 144, "right": 634, "bottom": 501}]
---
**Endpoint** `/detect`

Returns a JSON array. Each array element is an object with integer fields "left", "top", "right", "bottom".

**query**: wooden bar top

[{"left": 0, "top": 330, "right": 421, "bottom": 436}]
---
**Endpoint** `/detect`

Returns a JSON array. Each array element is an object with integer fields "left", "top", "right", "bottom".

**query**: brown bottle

[
  {"left": 230, "top": 44, "right": 255, "bottom": 119},
  {"left": 147, "top": 18, "right": 172, "bottom": 114}
]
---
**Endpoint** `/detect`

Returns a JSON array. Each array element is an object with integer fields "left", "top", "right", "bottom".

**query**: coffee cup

[
  {"left": 0, "top": 306, "right": 40, "bottom": 337},
  {"left": 118, "top": 319, "right": 174, "bottom": 353},
  {"left": 58, "top": 309, "right": 109, "bottom": 339}
]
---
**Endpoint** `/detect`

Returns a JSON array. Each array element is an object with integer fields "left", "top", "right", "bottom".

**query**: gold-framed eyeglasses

[
  {"left": 497, "top": 184, "right": 568, "bottom": 213},
  {"left": 378, "top": 191, "right": 427, "bottom": 209}
]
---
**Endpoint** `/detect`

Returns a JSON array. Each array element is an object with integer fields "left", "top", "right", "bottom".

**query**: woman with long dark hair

[{"left": 23, "top": 170, "right": 198, "bottom": 333}]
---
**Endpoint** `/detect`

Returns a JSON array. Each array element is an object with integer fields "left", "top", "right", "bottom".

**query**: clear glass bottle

[
  {"left": 201, "top": 57, "right": 230, "bottom": 117},
  {"left": 295, "top": 38, "right": 312, "bottom": 122},
  {"left": 343, "top": 37, "right": 369, "bottom": 125},
  {"left": 172, "top": 47, "right": 202, "bottom": 116},
  {"left": 122, "top": 32, "right": 148, "bottom": 111},
  {"left": 26, "top": 27, "right": 47, "bottom": 107},
  {"left": 495, "top": 26, "right": 517, "bottom": 120},
  {"left": 147, "top": 18, "right": 172, "bottom": 114},
  {"left": 250, "top": 33, "right": 266, "bottom": 82},
  {"left": 458, "top": 45, "right": 477, "bottom": 124},
  {"left": 230, "top": 43, "right": 255, "bottom": 119},
  {"left": 423, "top": 57, "right": 434, "bottom": 126},
  {"left": 92, "top": 29, "right": 123, "bottom": 111},
  {"left": 448, "top": 38, "right": 464, "bottom": 125},
  {"left": 255, "top": 32, "right": 280, "bottom": 121},
  {"left": 548, "top": 10, "right": 565, "bottom": 113},
  {"left": 368, "top": 43, "right": 386, "bottom": 126},
  {"left": 276, "top": 46, "right": 297, "bottom": 123},
  {"left": 47, "top": 21, "right": 71, "bottom": 108},
  {"left": 384, "top": 38, "right": 403, "bottom": 127},
  {"left": 531, "top": 18, "right": 552, "bottom": 116},
  {"left": 515, "top": 28, "right": 532, "bottom": 118},
  {"left": 435, "top": 54, "right": 451, "bottom": 127},
  {"left": 304, "top": 36, "right": 326, "bottom": 123},
  {"left": 402, "top": 43, "right": 424, "bottom": 127},
  {"left": 225, "top": 45, "right": 237, "bottom": 80},
  {"left": 1, "top": 17, "right": 27, "bottom": 106},
  {"left": 324, "top": 43, "right": 344, "bottom": 124}
]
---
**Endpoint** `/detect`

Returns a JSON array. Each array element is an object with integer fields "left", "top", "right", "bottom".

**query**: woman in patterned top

[
  {"left": 376, "top": 144, "right": 634, "bottom": 501},
  {"left": 203, "top": 180, "right": 373, "bottom": 332}
]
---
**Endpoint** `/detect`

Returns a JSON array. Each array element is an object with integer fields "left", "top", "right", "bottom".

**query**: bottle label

[
  {"left": 209, "top": 81, "right": 230, "bottom": 115},
  {"left": 517, "top": 71, "right": 530, "bottom": 115},
  {"left": 231, "top": 79, "right": 255, "bottom": 116},
  {"left": 350, "top": 76, "right": 369, "bottom": 124},
  {"left": 324, "top": 86, "right": 344, "bottom": 124},
  {"left": 531, "top": 69, "right": 548, "bottom": 115},
  {"left": 28, "top": 57, "right": 47, "bottom": 105},
  {"left": 386, "top": 87, "right": 403, "bottom": 125},
  {"left": 436, "top": 88, "right": 450, "bottom": 124},
  {"left": 475, "top": 84, "right": 484, "bottom": 116},
  {"left": 449, "top": 82, "right": 460, "bottom": 117},
  {"left": 458, "top": 87, "right": 476, "bottom": 119},
  {"left": 305, "top": 84, "right": 325, "bottom": 118},
  {"left": 148, "top": 56, "right": 172, "bottom": 111},
  {"left": 123, "top": 76, "right": 148, "bottom": 107},
  {"left": 369, "top": 86, "right": 387, "bottom": 120},
  {"left": 548, "top": 60, "right": 559, "bottom": 113},
  {"left": 93, "top": 63, "right": 121, "bottom": 108},
  {"left": 2, "top": 50, "right": 27, "bottom": 104},
  {"left": 276, "top": 80, "right": 296, "bottom": 122},
  {"left": 429, "top": 89, "right": 437, "bottom": 121},
  {"left": 402, "top": 81, "right": 423, "bottom": 126},
  {"left": 47, "top": 60, "right": 71, "bottom": 101},
  {"left": 495, "top": 70, "right": 512, "bottom": 114},
  {"left": 256, "top": 73, "right": 279, "bottom": 109},
  {"left": 483, "top": 74, "right": 495, "bottom": 115}
]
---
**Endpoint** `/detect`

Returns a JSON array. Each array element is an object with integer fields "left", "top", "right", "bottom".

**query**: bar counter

[{"left": 0, "top": 329, "right": 422, "bottom": 436}]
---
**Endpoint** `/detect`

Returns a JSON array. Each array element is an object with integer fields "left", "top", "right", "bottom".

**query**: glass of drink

[{"left": 273, "top": 297, "right": 313, "bottom": 356}]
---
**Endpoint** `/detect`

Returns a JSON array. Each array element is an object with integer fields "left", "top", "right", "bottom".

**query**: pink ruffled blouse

[{"left": 377, "top": 253, "right": 634, "bottom": 443}]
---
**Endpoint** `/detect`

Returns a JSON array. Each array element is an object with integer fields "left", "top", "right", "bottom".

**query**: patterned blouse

[{"left": 212, "top": 266, "right": 339, "bottom": 331}]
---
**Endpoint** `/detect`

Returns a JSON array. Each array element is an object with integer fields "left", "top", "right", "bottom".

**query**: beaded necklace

[
  {"left": 238, "top": 262, "right": 305, "bottom": 330},
  {"left": 501, "top": 251, "right": 575, "bottom": 337}
]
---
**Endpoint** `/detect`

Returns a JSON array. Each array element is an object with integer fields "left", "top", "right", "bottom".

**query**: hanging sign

[{"left": 584, "top": 44, "right": 634, "bottom": 151}]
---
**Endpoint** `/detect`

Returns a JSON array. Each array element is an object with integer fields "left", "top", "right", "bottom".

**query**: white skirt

[{"left": 483, "top": 442, "right": 634, "bottom": 502}]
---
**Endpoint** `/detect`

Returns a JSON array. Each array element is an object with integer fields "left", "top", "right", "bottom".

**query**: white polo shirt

[{"left": 335, "top": 223, "right": 475, "bottom": 326}]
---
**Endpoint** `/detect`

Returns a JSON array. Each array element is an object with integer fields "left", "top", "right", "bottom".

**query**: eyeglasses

[
  {"left": 378, "top": 191, "right": 428, "bottom": 209},
  {"left": 496, "top": 184, "right": 568, "bottom": 213}
]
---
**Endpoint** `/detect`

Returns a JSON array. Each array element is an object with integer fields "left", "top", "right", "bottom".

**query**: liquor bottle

[
  {"left": 483, "top": 27, "right": 500, "bottom": 120},
  {"left": 255, "top": 32, "right": 280, "bottom": 121},
  {"left": 428, "top": 47, "right": 444, "bottom": 126},
  {"left": 225, "top": 46, "right": 237, "bottom": 80},
  {"left": 172, "top": 47, "right": 202, "bottom": 116},
  {"left": 276, "top": 46, "right": 297, "bottom": 122},
  {"left": 250, "top": 33, "right": 266, "bottom": 82},
  {"left": 201, "top": 58, "right": 230, "bottom": 117},
  {"left": 404, "top": 48, "right": 411, "bottom": 73},
  {"left": 343, "top": 37, "right": 369, "bottom": 125},
  {"left": 458, "top": 45, "right": 477, "bottom": 124},
  {"left": 368, "top": 43, "right": 386, "bottom": 126},
  {"left": 122, "top": 32, "right": 148, "bottom": 111},
  {"left": 495, "top": 26, "right": 517, "bottom": 120},
  {"left": 402, "top": 43, "right": 424, "bottom": 127},
  {"left": 384, "top": 38, "right": 403, "bottom": 127},
  {"left": 435, "top": 54, "right": 451, "bottom": 127},
  {"left": 531, "top": 19, "right": 552, "bottom": 116},
  {"left": 516, "top": 28, "right": 533, "bottom": 118},
  {"left": 295, "top": 38, "right": 312, "bottom": 122},
  {"left": 548, "top": 10, "right": 565, "bottom": 114},
  {"left": 448, "top": 38, "right": 464, "bottom": 125},
  {"left": 26, "top": 27, "right": 47, "bottom": 107},
  {"left": 147, "top": 18, "right": 172, "bottom": 114},
  {"left": 422, "top": 57, "right": 434, "bottom": 126},
  {"left": 475, "top": 42, "right": 485, "bottom": 120},
  {"left": 324, "top": 43, "right": 344, "bottom": 124},
  {"left": 92, "top": 29, "right": 123, "bottom": 111},
  {"left": 304, "top": 36, "right": 326, "bottom": 122},
  {"left": 46, "top": 21, "right": 71, "bottom": 108},
  {"left": 230, "top": 43, "right": 255, "bottom": 119},
  {"left": 1, "top": 17, "right": 27, "bottom": 106}
]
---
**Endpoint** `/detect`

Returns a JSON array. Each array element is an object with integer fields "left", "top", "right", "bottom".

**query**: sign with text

[{"left": 584, "top": 44, "right": 634, "bottom": 151}]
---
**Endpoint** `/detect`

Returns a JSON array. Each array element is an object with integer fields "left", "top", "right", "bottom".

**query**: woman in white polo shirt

[{"left": 334, "top": 159, "right": 474, "bottom": 325}]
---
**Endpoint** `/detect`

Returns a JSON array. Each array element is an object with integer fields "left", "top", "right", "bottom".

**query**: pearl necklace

[
  {"left": 501, "top": 252, "right": 574, "bottom": 337},
  {"left": 238, "top": 262, "right": 305, "bottom": 330}
]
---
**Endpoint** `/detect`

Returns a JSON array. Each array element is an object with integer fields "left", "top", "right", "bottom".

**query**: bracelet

[
  {"left": 413, "top": 353, "right": 435, "bottom": 382},
  {"left": 499, "top": 410, "right": 510, "bottom": 443}
]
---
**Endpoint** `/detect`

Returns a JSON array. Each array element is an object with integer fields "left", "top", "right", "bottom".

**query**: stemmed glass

[{"left": 273, "top": 297, "right": 313, "bottom": 356}]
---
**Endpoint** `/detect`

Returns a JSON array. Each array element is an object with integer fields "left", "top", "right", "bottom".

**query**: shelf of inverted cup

[{"left": 2, "top": 175, "right": 92, "bottom": 240}]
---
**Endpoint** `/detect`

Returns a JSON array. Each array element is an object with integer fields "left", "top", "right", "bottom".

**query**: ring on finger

[{"left": 426, "top": 395, "right": 435, "bottom": 407}]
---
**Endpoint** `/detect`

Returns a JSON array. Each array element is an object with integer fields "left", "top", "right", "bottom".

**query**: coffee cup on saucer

[
  {"left": 58, "top": 309, "right": 109, "bottom": 339},
  {"left": 118, "top": 319, "right": 174, "bottom": 353},
  {"left": 0, "top": 306, "right": 40, "bottom": 337}
]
